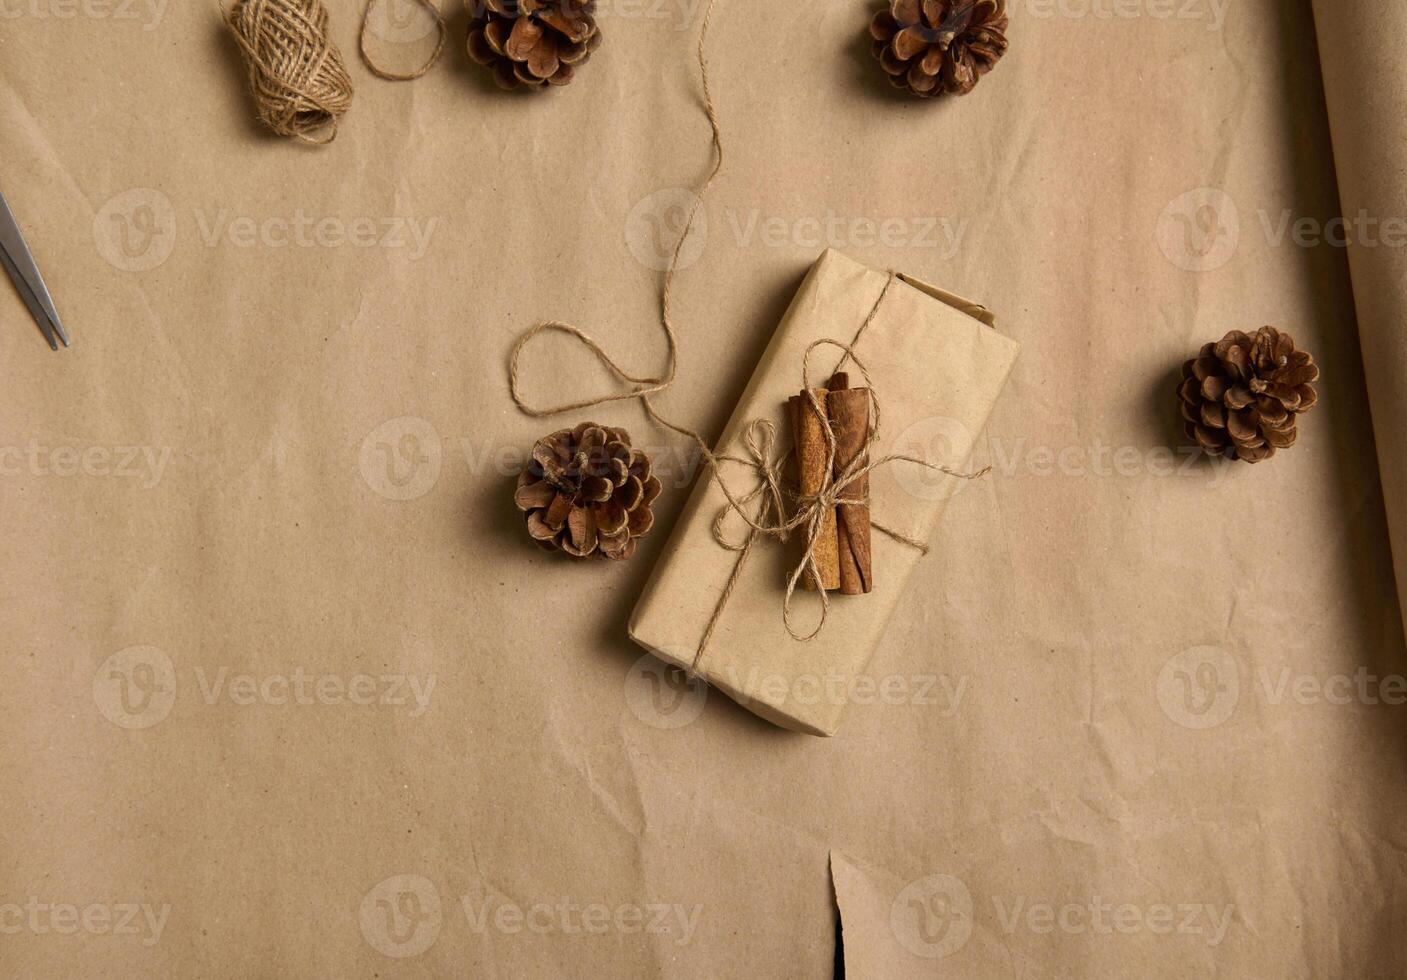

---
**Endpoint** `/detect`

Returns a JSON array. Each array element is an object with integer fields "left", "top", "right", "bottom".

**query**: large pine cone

[
  {"left": 515, "top": 423, "right": 661, "bottom": 560},
  {"left": 869, "top": 0, "right": 1009, "bottom": 98},
  {"left": 467, "top": 0, "right": 601, "bottom": 91},
  {"left": 1178, "top": 327, "right": 1320, "bottom": 463}
]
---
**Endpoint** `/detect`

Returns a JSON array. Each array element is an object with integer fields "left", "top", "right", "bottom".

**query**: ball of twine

[{"left": 223, "top": 0, "right": 354, "bottom": 145}]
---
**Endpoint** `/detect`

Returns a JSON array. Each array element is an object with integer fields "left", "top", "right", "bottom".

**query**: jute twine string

[
  {"left": 509, "top": 0, "right": 724, "bottom": 418},
  {"left": 693, "top": 329, "right": 988, "bottom": 655},
  {"left": 507, "top": 0, "right": 986, "bottom": 661},
  {"left": 360, "top": 0, "right": 448, "bottom": 81},
  {"left": 223, "top": 0, "right": 355, "bottom": 145}
]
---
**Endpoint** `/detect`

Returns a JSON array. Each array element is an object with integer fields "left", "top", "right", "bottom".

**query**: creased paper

[
  {"left": 1312, "top": 0, "right": 1407, "bottom": 641},
  {"left": 2, "top": 1, "right": 1405, "bottom": 976}
]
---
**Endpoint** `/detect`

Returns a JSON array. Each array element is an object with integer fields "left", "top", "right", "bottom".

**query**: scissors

[{"left": 1, "top": 186, "right": 70, "bottom": 350}]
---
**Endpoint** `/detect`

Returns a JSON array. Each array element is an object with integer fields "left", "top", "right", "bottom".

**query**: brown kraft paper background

[
  {"left": 2, "top": 0, "right": 1405, "bottom": 976},
  {"left": 1311, "top": 0, "right": 1407, "bottom": 643}
]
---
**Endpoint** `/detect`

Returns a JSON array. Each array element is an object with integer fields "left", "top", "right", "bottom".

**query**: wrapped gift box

[{"left": 629, "top": 248, "right": 1020, "bottom": 735}]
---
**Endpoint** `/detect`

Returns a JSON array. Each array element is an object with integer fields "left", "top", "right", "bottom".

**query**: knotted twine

[
  {"left": 223, "top": 0, "right": 355, "bottom": 145},
  {"left": 507, "top": 0, "right": 987, "bottom": 666}
]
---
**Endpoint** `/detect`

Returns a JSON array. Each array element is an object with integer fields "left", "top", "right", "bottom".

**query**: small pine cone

[
  {"left": 515, "top": 422, "right": 662, "bottom": 560},
  {"left": 869, "top": 0, "right": 1009, "bottom": 98},
  {"left": 466, "top": 0, "right": 602, "bottom": 91},
  {"left": 1178, "top": 327, "right": 1320, "bottom": 464}
]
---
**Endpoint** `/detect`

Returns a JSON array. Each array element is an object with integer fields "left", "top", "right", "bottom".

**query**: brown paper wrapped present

[{"left": 628, "top": 249, "right": 1019, "bottom": 736}]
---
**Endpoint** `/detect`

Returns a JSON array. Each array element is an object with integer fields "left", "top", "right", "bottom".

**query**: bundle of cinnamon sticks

[{"left": 787, "top": 372, "right": 873, "bottom": 595}]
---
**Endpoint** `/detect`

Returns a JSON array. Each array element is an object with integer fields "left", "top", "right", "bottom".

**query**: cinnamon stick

[
  {"left": 826, "top": 373, "right": 873, "bottom": 595},
  {"left": 788, "top": 390, "right": 841, "bottom": 591}
]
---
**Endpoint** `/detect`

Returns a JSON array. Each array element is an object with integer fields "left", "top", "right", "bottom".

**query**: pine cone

[
  {"left": 1178, "top": 327, "right": 1320, "bottom": 463},
  {"left": 869, "top": 0, "right": 1009, "bottom": 98},
  {"left": 515, "top": 423, "right": 661, "bottom": 560},
  {"left": 466, "top": 0, "right": 601, "bottom": 91}
]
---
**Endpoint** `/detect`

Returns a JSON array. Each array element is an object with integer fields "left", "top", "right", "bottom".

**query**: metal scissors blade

[{"left": 0, "top": 187, "right": 70, "bottom": 350}]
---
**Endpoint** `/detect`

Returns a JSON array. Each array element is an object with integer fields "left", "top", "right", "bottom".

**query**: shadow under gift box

[{"left": 628, "top": 248, "right": 1020, "bottom": 736}]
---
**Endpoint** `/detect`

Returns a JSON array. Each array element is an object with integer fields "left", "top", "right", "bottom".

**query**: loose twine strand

[
  {"left": 507, "top": 0, "right": 986, "bottom": 662},
  {"left": 359, "top": 0, "right": 448, "bottom": 81},
  {"left": 509, "top": 0, "right": 724, "bottom": 418},
  {"left": 222, "top": 0, "right": 355, "bottom": 145}
]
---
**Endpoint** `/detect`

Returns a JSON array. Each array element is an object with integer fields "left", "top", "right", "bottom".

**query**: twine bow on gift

[
  {"left": 506, "top": 0, "right": 989, "bottom": 660},
  {"left": 687, "top": 329, "right": 989, "bottom": 654}
]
